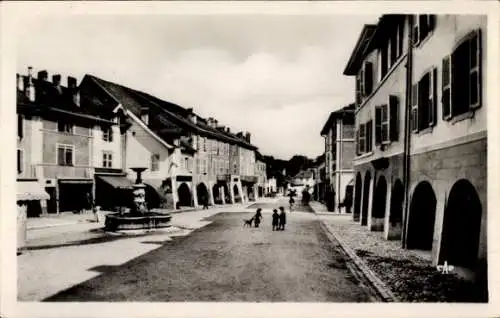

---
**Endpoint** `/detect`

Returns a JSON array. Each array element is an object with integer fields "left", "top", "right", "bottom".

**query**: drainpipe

[{"left": 402, "top": 15, "right": 414, "bottom": 248}]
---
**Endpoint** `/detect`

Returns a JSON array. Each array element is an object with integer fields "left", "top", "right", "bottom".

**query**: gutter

[{"left": 402, "top": 15, "right": 413, "bottom": 248}]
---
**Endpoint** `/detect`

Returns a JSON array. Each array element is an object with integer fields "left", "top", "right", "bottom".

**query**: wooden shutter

[
  {"left": 389, "top": 95, "right": 399, "bottom": 141},
  {"left": 412, "top": 16, "right": 420, "bottom": 46},
  {"left": 375, "top": 106, "right": 382, "bottom": 145},
  {"left": 17, "top": 149, "right": 22, "bottom": 173},
  {"left": 355, "top": 74, "right": 361, "bottom": 105},
  {"left": 442, "top": 55, "right": 452, "bottom": 119},
  {"left": 411, "top": 83, "right": 419, "bottom": 132},
  {"left": 18, "top": 115, "right": 24, "bottom": 139},
  {"left": 429, "top": 67, "right": 437, "bottom": 126},
  {"left": 428, "top": 15, "right": 436, "bottom": 32},
  {"left": 364, "top": 62, "right": 373, "bottom": 96},
  {"left": 398, "top": 22, "right": 404, "bottom": 58},
  {"left": 470, "top": 29, "right": 482, "bottom": 110},
  {"left": 355, "top": 129, "right": 360, "bottom": 155},
  {"left": 359, "top": 68, "right": 365, "bottom": 98},
  {"left": 58, "top": 146, "right": 65, "bottom": 165}
]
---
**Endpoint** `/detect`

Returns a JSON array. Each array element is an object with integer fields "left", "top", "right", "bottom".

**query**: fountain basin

[{"left": 104, "top": 212, "right": 172, "bottom": 231}]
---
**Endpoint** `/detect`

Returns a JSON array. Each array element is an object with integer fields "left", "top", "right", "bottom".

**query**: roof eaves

[
  {"left": 342, "top": 24, "right": 377, "bottom": 75},
  {"left": 125, "top": 109, "right": 174, "bottom": 149}
]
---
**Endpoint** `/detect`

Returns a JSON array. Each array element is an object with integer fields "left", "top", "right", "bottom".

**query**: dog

[{"left": 243, "top": 217, "right": 254, "bottom": 227}]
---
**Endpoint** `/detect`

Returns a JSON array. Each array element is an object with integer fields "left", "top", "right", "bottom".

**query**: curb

[{"left": 319, "top": 220, "right": 400, "bottom": 302}]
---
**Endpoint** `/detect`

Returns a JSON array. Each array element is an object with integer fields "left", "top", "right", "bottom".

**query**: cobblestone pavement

[
  {"left": 44, "top": 212, "right": 375, "bottom": 302},
  {"left": 321, "top": 217, "right": 488, "bottom": 302}
]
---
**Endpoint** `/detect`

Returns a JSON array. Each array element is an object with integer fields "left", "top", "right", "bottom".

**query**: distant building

[
  {"left": 255, "top": 151, "right": 267, "bottom": 198},
  {"left": 320, "top": 103, "right": 356, "bottom": 212}
]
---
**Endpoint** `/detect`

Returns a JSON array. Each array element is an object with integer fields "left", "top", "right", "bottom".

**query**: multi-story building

[
  {"left": 311, "top": 155, "right": 326, "bottom": 203},
  {"left": 16, "top": 68, "right": 119, "bottom": 215},
  {"left": 344, "top": 15, "right": 486, "bottom": 284},
  {"left": 320, "top": 103, "right": 356, "bottom": 212},
  {"left": 254, "top": 151, "right": 267, "bottom": 198}
]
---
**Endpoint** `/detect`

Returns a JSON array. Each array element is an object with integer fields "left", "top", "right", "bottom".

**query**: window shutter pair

[
  {"left": 364, "top": 62, "right": 373, "bottom": 96},
  {"left": 411, "top": 83, "right": 419, "bottom": 132},
  {"left": 389, "top": 95, "right": 399, "bottom": 141}
]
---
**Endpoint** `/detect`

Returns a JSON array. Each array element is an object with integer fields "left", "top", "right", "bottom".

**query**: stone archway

[
  {"left": 371, "top": 176, "right": 387, "bottom": 232},
  {"left": 353, "top": 173, "right": 362, "bottom": 222},
  {"left": 196, "top": 183, "right": 209, "bottom": 206},
  {"left": 440, "top": 179, "right": 482, "bottom": 269},
  {"left": 361, "top": 171, "right": 371, "bottom": 226},
  {"left": 407, "top": 181, "right": 437, "bottom": 250},
  {"left": 388, "top": 179, "right": 404, "bottom": 240},
  {"left": 144, "top": 184, "right": 161, "bottom": 210},
  {"left": 177, "top": 183, "right": 192, "bottom": 207},
  {"left": 212, "top": 184, "right": 223, "bottom": 204}
]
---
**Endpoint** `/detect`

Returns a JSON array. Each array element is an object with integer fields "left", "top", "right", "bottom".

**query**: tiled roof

[
  {"left": 17, "top": 75, "right": 115, "bottom": 125},
  {"left": 320, "top": 103, "right": 355, "bottom": 136},
  {"left": 88, "top": 74, "right": 257, "bottom": 150}
]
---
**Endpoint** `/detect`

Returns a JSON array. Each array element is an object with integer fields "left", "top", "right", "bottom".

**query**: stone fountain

[{"left": 104, "top": 167, "right": 172, "bottom": 231}]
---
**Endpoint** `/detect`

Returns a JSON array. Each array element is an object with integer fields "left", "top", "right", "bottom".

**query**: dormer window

[
  {"left": 102, "top": 126, "right": 113, "bottom": 142},
  {"left": 412, "top": 15, "right": 436, "bottom": 47},
  {"left": 57, "top": 121, "right": 73, "bottom": 134}
]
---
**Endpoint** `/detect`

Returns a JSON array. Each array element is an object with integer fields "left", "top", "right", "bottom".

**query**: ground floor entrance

[{"left": 58, "top": 180, "right": 93, "bottom": 213}]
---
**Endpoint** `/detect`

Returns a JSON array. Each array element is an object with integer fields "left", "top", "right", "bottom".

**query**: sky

[{"left": 16, "top": 14, "right": 379, "bottom": 160}]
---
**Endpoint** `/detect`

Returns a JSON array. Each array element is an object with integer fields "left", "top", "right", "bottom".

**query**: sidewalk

[
  {"left": 19, "top": 206, "right": 229, "bottom": 301},
  {"left": 308, "top": 201, "right": 330, "bottom": 214},
  {"left": 319, "top": 216, "right": 488, "bottom": 302}
]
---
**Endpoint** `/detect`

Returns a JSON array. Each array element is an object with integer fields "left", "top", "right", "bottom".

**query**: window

[
  {"left": 363, "top": 62, "right": 373, "bottom": 96},
  {"left": 57, "top": 121, "right": 73, "bottom": 134},
  {"left": 57, "top": 144, "right": 73, "bottom": 166},
  {"left": 17, "top": 149, "right": 23, "bottom": 174},
  {"left": 443, "top": 30, "right": 482, "bottom": 119},
  {"left": 397, "top": 22, "right": 405, "bottom": 59},
  {"left": 381, "top": 44, "right": 389, "bottom": 79},
  {"left": 102, "top": 127, "right": 113, "bottom": 142},
  {"left": 412, "top": 15, "right": 436, "bottom": 46},
  {"left": 375, "top": 96, "right": 400, "bottom": 146},
  {"left": 102, "top": 151, "right": 113, "bottom": 168},
  {"left": 389, "top": 95, "right": 399, "bottom": 141},
  {"left": 366, "top": 120, "right": 373, "bottom": 152},
  {"left": 184, "top": 157, "right": 189, "bottom": 170},
  {"left": 413, "top": 68, "right": 437, "bottom": 132},
  {"left": 151, "top": 153, "right": 160, "bottom": 172},
  {"left": 18, "top": 115, "right": 23, "bottom": 139},
  {"left": 358, "top": 124, "right": 366, "bottom": 154}
]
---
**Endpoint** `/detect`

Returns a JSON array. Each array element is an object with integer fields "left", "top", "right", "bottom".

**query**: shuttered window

[
  {"left": 442, "top": 55, "right": 452, "bottom": 119},
  {"left": 411, "top": 83, "right": 419, "bottom": 132},
  {"left": 389, "top": 95, "right": 399, "bottom": 141}
]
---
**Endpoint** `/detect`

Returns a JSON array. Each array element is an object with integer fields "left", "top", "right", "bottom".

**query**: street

[{"left": 33, "top": 202, "right": 375, "bottom": 302}]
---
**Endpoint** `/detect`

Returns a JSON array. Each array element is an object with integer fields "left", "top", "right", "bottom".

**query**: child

[
  {"left": 254, "top": 208, "right": 263, "bottom": 228},
  {"left": 279, "top": 206, "right": 287, "bottom": 231},
  {"left": 272, "top": 209, "right": 279, "bottom": 231}
]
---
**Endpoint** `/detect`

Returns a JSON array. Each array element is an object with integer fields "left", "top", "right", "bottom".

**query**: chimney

[
  {"left": 17, "top": 74, "right": 24, "bottom": 91},
  {"left": 186, "top": 108, "right": 197, "bottom": 124},
  {"left": 52, "top": 74, "right": 62, "bottom": 94},
  {"left": 67, "top": 76, "right": 77, "bottom": 89},
  {"left": 214, "top": 119, "right": 218, "bottom": 127},
  {"left": 226, "top": 127, "right": 230, "bottom": 133},
  {"left": 245, "top": 132, "right": 251, "bottom": 143},
  {"left": 52, "top": 74, "right": 61, "bottom": 86},
  {"left": 37, "top": 70, "right": 48, "bottom": 82},
  {"left": 26, "top": 66, "right": 35, "bottom": 102},
  {"left": 67, "top": 76, "right": 79, "bottom": 106}
]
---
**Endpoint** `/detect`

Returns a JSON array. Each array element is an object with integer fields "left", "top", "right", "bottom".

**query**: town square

[{"left": 2, "top": 2, "right": 496, "bottom": 316}]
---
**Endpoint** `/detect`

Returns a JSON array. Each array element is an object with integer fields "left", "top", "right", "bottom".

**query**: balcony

[
  {"left": 241, "top": 175, "right": 258, "bottom": 183},
  {"left": 94, "top": 167, "right": 124, "bottom": 175},
  {"left": 41, "top": 165, "right": 92, "bottom": 179}
]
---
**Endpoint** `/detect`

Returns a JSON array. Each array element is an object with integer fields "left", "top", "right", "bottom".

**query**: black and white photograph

[{"left": 1, "top": 1, "right": 499, "bottom": 318}]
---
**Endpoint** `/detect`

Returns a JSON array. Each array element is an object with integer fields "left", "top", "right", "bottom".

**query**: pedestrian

[
  {"left": 254, "top": 208, "right": 263, "bottom": 228},
  {"left": 279, "top": 206, "right": 286, "bottom": 230},
  {"left": 203, "top": 196, "right": 209, "bottom": 210},
  {"left": 272, "top": 209, "right": 279, "bottom": 231}
]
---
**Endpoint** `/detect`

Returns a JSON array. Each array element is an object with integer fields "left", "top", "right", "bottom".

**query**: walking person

[
  {"left": 271, "top": 209, "right": 279, "bottom": 231},
  {"left": 279, "top": 206, "right": 287, "bottom": 231},
  {"left": 254, "top": 208, "right": 263, "bottom": 228}
]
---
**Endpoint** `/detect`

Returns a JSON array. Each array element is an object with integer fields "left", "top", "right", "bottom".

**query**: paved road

[
  {"left": 248, "top": 197, "right": 314, "bottom": 213},
  {"left": 45, "top": 211, "right": 375, "bottom": 302}
]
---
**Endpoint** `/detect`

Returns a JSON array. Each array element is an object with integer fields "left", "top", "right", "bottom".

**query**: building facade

[
  {"left": 344, "top": 15, "right": 487, "bottom": 284},
  {"left": 79, "top": 75, "right": 260, "bottom": 210},
  {"left": 16, "top": 68, "right": 119, "bottom": 215},
  {"left": 320, "top": 104, "right": 356, "bottom": 212}
]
